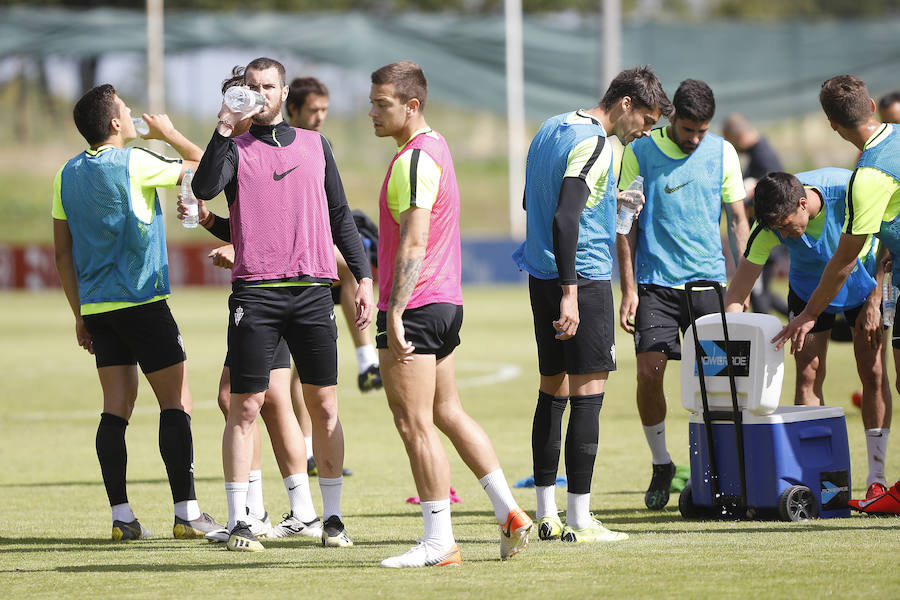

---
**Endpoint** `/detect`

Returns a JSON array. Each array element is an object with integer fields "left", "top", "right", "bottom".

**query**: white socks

[
  {"left": 111, "top": 502, "right": 135, "bottom": 523},
  {"left": 643, "top": 421, "right": 672, "bottom": 465},
  {"left": 421, "top": 499, "right": 454, "bottom": 549},
  {"left": 356, "top": 344, "right": 378, "bottom": 374},
  {"left": 865, "top": 428, "right": 890, "bottom": 487},
  {"left": 225, "top": 481, "right": 249, "bottom": 532},
  {"left": 246, "top": 469, "right": 266, "bottom": 519},
  {"left": 566, "top": 492, "right": 591, "bottom": 530},
  {"left": 535, "top": 485, "right": 558, "bottom": 520},
  {"left": 479, "top": 469, "right": 517, "bottom": 523},
  {"left": 284, "top": 473, "right": 318, "bottom": 522},
  {"left": 319, "top": 476, "right": 343, "bottom": 520},
  {"left": 174, "top": 500, "right": 201, "bottom": 521}
]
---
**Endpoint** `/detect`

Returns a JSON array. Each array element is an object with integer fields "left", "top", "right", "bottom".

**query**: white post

[
  {"left": 601, "top": 0, "right": 621, "bottom": 93},
  {"left": 147, "top": 0, "right": 164, "bottom": 114},
  {"left": 505, "top": 0, "right": 526, "bottom": 240},
  {"left": 146, "top": 0, "right": 166, "bottom": 190}
]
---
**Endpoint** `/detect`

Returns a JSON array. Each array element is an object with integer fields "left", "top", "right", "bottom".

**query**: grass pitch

[{"left": 1, "top": 286, "right": 898, "bottom": 599}]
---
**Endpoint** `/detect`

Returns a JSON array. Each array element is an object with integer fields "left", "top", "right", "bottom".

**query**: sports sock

[
  {"left": 531, "top": 391, "right": 568, "bottom": 486},
  {"left": 225, "top": 481, "right": 249, "bottom": 532},
  {"left": 421, "top": 499, "right": 455, "bottom": 549},
  {"left": 643, "top": 421, "right": 672, "bottom": 465},
  {"left": 564, "top": 393, "right": 603, "bottom": 494},
  {"left": 283, "top": 473, "right": 318, "bottom": 522},
  {"left": 479, "top": 469, "right": 518, "bottom": 524},
  {"left": 158, "top": 409, "right": 197, "bottom": 503},
  {"left": 174, "top": 500, "right": 201, "bottom": 521},
  {"left": 304, "top": 436, "right": 314, "bottom": 460},
  {"left": 535, "top": 485, "right": 558, "bottom": 520},
  {"left": 111, "top": 502, "right": 135, "bottom": 524},
  {"left": 247, "top": 469, "right": 266, "bottom": 519},
  {"left": 319, "top": 476, "right": 343, "bottom": 520},
  {"left": 96, "top": 412, "right": 129, "bottom": 507},
  {"left": 355, "top": 344, "right": 378, "bottom": 373},
  {"left": 865, "top": 428, "right": 890, "bottom": 487},
  {"left": 566, "top": 492, "right": 591, "bottom": 530}
]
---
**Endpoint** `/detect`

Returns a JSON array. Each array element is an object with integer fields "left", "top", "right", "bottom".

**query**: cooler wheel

[
  {"left": 678, "top": 482, "right": 704, "bottom": 519},
  {"left": 777, "top": 485, "right": 819, "bottom": 522}
]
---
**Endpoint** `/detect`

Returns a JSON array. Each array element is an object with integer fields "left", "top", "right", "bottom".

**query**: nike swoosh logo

[
  {"left": 431, "top": 508, "right": 446, "bottom": 514},
  {"left": 664, "top": 180, "right": 692, "bottom": 193},
  {"left": 856, "top": 497, "right": 880, "bottom": 508},
  {"left": 273, "top": 166, "right": 299, "bottom": 181},
  {"left": 288, "top": 485, "right": 299, "bottom": 491}
]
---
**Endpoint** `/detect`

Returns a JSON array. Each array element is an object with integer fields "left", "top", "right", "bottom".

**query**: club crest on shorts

[{"left": 234, "top": 306, "right": 244, "bottom": 326}]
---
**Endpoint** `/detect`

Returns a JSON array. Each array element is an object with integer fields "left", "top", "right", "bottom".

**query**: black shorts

[
  {"left": 224, "top": 338, "right": 291, "bottom": 370},
  {"left": 375, "top": 303, "right": 463, "bottom": 360},
  {"left": 634, "top": 284, "right": 721, "bottom": 359},
  {"left": 528, "top": 276, "right": 616, "bottom": 376},
  {"left": 787, "top": 287, "right": 866, "bottom": 334},
  {"left": 83, "top": 299, "right": 186, "bottom": 374},
  {"left": 227, "top": 285, "right": 338, "bottom": 394}
]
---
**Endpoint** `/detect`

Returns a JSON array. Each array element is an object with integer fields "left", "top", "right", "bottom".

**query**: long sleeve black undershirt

[
  {"left": 552, "top": 176, "right": 591, "bottom": 286},
  {"left": 193, "top": 122, "right": 371, "bottom": 283}
]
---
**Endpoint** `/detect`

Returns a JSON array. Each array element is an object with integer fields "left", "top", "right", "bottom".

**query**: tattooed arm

[{"left": 386, "top": 205, "right": 431, "bottom": 362}]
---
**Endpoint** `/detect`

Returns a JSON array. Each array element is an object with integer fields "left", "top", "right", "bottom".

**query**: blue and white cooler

[{"left": 680, "top": 313, "right": 851, "bottom": 520}]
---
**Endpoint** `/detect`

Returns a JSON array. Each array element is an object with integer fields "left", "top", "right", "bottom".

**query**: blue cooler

[
  {"left": 688, "top": 406, "right": 852, "bottom": 518},
  {"left": 681, "top": 312, "right": 852, "bottom": 520}
]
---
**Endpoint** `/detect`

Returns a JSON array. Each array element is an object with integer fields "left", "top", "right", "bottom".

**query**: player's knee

[{"left": 635, "top": 359, "right": 665, "bottom": 385}]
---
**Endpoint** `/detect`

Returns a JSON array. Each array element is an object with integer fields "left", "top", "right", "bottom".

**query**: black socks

[
  {"left": 159, "top": 408, "right": 197, "bottom": 503},
  {"left": 96, "top": 412, "right": 129, "bottom": 506},
  {"left": 531, "top": 390, "right": 569, "bottom": 487},
  {"left": 564, "top": 393, "right": 604, "bottom": 495}
]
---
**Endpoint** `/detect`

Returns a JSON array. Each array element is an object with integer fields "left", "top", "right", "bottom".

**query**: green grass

[{"left": 1, "top": 286, "right": 898, "bottom": 598}]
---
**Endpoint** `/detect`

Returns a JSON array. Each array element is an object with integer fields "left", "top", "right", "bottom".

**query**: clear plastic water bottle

[
  {"left": 223, "top": 87, "right": 265, "bottom": 116},
  {"left": 181, "top": 169, "right": 199, "bottom": 229},
  {"left": 883, "top": 272, "right": 896, "bottom": 327},
  {"left": 132, "top": 117, "right": 149, "bottom": 136},
  {"left": 616, "top": 175, "right": 644, "bottom": 235}
]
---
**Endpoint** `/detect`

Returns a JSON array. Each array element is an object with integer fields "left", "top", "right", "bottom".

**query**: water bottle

[
  {"left": 223, "top": 87, "right": 265, "bottom": 116},
  {"left": 132, "top": 117, "right": 149, "bottom": 136},
  {"left": 616, "top": 175, "right": 644, "bottom": 235},
  {"left": 883, "top": 272, "right": 896, "bottom": 328},
  {"left": 181, "top": 169, "right": 199, "bottom": 229}
]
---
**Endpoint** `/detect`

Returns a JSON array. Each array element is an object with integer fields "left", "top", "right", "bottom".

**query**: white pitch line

[{"left": 10, "top": 360, "right": 523, "bottom": 421}]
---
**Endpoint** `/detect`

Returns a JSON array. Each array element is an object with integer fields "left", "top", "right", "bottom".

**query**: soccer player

[
  {"left": 617, "top": 79, "right": 750, "bottom": 510},
  {"left": 773, "top": 75, "right": 897, "bottom": 506},
  {"left": 724, "top": 169, "right": 892, "bottom": 496},
  {"left": 370, "top": 61, "right": 531, "bottom": 568},
  {"left": 515, "top": 65, "right": 671, "bottom": 542},
  {"left": 174, "top": 68, "right": 324, "bottom": 544},
  {"left": 193, "top": 57, "right": 374, "bottom": 552},
  {"left": 285, "top": 76, "right": 378, "bottom": 480},
  {"left": 53, "top": 84, "right": 222, "bottom": 541}
]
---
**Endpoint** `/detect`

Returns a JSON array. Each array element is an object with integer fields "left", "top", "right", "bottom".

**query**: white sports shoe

[
  {"left": 205, "top": 511, "right": 271, "bottom": 543},
  {"left": 380, "top": 540, "right": 461, "bottom": 568},
  {"left": 244, "top": 511, "right": 272, "bottom": 539},
  {"left": 269, "top": 513, "right": 323, "bottom": 539}
]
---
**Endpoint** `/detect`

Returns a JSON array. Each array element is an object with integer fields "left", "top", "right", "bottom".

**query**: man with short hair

[
  {"left": 773, "top": 74, "right": 899, "bottom": 514},
  {"left": 879, "top": 91, "right": 900, "bottom": 124},
  {"left": 286, "top": 76, "right": 330, "bottom": 133},
  {"left": 725, "top": 169, "right": 891, "bottom": 497},
  {"left": 370, "top": 60, "right": 531, "bottom": 568},
  {"left": 193, "top": 57, "right": 374, "bottom": 552},
  {"left": 617, "top": 79, "right": 750, "bottom": 511},
  {"left": 53, "top": 84, "right": 222, "bottom": 541},
  {"left": 515, "top": 65, "right": 670, "bottom": 542}
]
